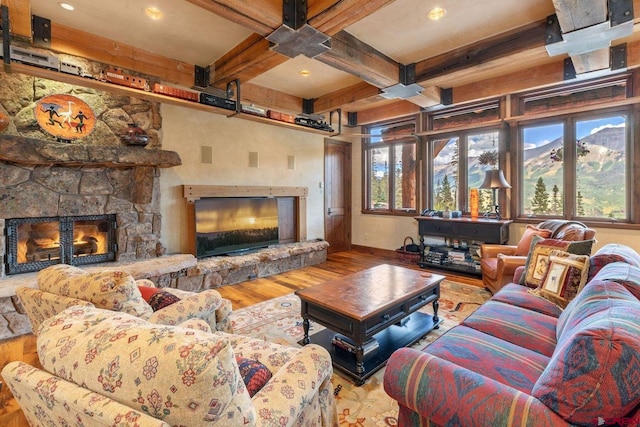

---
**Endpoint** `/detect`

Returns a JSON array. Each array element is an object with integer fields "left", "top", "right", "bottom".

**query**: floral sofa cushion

[
  {"left": 37, "top": 264, "right": 152, "bottom": 318},
  {"left": 37, "top": 306, "right": 255, "bottom": 426}
]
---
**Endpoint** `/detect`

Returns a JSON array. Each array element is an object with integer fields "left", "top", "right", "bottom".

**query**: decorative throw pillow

[
  {"left": 520, "top": 236, "right": 594, "bottom": 287},
  {"left": 529, "top": 250, "right": 589, "bottom": 308},
  {"left": 138, "top": 285, "right": 181, "bottom": 311},
  {"left": 236, "top": 356, "right": 272, "bottom": 397},
  {"left": 515, "top": 225, "right": 553, "bottom": 256}
]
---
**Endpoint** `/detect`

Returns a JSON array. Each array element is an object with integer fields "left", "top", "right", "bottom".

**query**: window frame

[
  {"left": 361, "top": 117, "right": 419, "bottom": 216},
  {"left": 515, "top": 107, "right": 633, "bottom": 223}
]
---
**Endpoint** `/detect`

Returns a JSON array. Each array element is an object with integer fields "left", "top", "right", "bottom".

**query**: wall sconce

[{"left": 479, "top": 169, "right": 511, "bottom": 220}]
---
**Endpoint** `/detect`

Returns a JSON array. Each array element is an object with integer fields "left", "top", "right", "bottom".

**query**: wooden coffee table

[{"left": 295, "top": 264, "right": 444, "bottom": 385}]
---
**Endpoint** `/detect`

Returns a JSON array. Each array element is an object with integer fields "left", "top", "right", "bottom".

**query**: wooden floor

[{"left": 0, "top": 248, "right": 482, "bottom": 427}]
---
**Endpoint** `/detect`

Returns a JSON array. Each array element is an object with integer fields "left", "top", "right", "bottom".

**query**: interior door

[{"left": 324, "top": 139, "right": 351, "bottom": 253}]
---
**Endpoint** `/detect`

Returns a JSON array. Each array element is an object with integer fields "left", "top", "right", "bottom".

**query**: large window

[
  {"left": 520, "top": 111, "right": 628, "bottom": 220},
  {"left": 363, "top": 119, "right": 417, "bottom": 214},
  {"left": 430, "top": 129, "right": 501, "bottom": 213}
]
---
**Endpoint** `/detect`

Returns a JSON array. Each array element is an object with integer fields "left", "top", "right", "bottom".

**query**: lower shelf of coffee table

[{"left": 300, "top": 311, "right": 442, "bottom": 386}]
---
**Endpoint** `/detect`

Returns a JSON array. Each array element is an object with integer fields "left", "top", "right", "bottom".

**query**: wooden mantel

[{"left": 183, "top": 184, "right": 308, "bottom": 243}]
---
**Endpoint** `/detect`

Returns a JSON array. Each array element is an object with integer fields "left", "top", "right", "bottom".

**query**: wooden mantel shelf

[{"left": 0, "top": 135, "right": 182, "bottom": 168}]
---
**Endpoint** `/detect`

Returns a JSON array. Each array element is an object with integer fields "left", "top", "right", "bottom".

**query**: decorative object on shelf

[
  {"left": 470, "top": 188, "right": 479, "bottom": 219},
  {"left": 479, "top": 169, "right": 511, "bottom": 220},
  {"left": 0, "top": 111, "right": 9, "bottom": 132},
  {"left": 120, "top": 123, "right": 149, "bottom": 146},
  {"left": 35, "top": 94, "right": 95, "bottom": 141}
]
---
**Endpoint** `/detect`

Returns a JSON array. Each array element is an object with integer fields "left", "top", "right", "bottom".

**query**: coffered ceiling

[{"left": 7, "top": 0, "right": 640, "bottom": 122}]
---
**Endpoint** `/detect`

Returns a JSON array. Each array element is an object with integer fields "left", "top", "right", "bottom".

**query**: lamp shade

[{"left": 479, "top": 169, "right": 511, "bottom": 189}]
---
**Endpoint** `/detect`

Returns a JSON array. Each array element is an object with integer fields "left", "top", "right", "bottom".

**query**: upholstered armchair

[
  {"left": 17, "top": 264, "right": 233, "bottom": 335},
  {"left": 480, "top": 220, "right": 596, "bottom": 294},
  {"left": 2, "top": 306, "right": 338, "bottom": 427}
]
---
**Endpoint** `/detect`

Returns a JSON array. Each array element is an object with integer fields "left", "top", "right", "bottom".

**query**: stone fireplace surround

[{"left": 0, "top": 136, "right": 327, "bottom": 339}]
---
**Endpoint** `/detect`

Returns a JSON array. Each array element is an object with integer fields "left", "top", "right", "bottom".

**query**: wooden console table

[{"left": 415, "top": 216, "right": 512, "bottom": 276}]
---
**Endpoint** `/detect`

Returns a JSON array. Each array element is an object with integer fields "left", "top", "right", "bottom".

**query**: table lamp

[{"left": 479, "top": 169, "right": 511, "bottom": 220}]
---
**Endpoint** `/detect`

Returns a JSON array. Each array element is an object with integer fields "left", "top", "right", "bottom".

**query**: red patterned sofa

[{"left": 383, "top": 243, "right": 640, "bottom": 426}]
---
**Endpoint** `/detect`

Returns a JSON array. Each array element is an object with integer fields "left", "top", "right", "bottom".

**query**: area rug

[{"left": 230, "top": 280, "right": 491, "bottom": 427}]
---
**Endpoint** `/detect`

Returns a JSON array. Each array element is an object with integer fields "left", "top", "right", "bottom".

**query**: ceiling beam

[
  {"left": 315, "top": 31, "right": 399, "bottom": 88},
  {"left": 241, "top": 82, "right": 303, "bottom": 113},
  {"left": 308, "top": 0, "right": 397, "bottom": 36},
  {"left": 414, "top": 21, "right": 549, "bottom": 84},
  {"left": 314, "top": 81, "right": 381, "bottom": 113},
  {"left": 4, "top": 0, "right": 31, "bottom": 40},
  {"left": 184, "top": 0, "right": 281, "bottom": 36},
  {"left": 212, "top": 34, "right": 287, "bottom": 87}
]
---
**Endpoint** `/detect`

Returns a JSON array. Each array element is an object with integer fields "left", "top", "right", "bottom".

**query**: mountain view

[{"left": 431, "top": 125, "right": 626, "bottom": 218}]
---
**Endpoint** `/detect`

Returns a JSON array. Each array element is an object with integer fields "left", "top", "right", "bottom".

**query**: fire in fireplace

[{"left": 5, "top": 215, "right": 116, "bottom": 275}]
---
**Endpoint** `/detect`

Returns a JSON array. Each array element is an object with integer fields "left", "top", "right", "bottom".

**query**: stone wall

[{"left": 0, "top": 68, "right": 176, "bottom": 276}]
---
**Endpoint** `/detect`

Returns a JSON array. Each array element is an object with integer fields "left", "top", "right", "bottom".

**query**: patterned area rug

[{"left": 230, "top": 280, "right": 491, "bottom": 427}]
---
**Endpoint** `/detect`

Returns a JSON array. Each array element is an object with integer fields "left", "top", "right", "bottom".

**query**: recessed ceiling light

[
  {"left": 144, "top": 6, "right": 164, "bottom": 20},
  {"left": 427, "top": 7, "right": 446, "bottom": 20},
  {"left": 299, "top": 69, "right": 311, "bottom": 77},
  {"left": 59, "top": 3, "right": 74, "bottom": 11}
]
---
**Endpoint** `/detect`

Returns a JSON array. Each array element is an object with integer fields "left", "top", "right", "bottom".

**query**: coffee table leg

[
  {"left": 355, "top": 345, "right": 365, "bottom": 376},
  {"left": 302, "top": 318, "right": 311, "bottom": 345},
  {"left": 432, "top": 299, "right": 440, "bottom": 329}
]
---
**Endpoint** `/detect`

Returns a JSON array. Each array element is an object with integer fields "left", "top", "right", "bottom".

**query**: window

[
  {"left": 519, "top": 111, "right": 628, "bottom": 220},
  {"left": 429, "top": 129, "right": 502, "bottom": 213},
  {"left": 363, "top": 119, "right": 417, "bottom": 213}
]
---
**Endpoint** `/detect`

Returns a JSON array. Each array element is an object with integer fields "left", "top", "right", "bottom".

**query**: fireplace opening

[{"left": 5, "top": 214, "right": 117, "bottom": 275}]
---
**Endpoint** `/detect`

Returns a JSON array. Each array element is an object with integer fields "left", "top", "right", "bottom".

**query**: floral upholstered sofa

[
  {"left": 17, "top": 264, "right": 234, "bottom": 334},
  {"left": 383, "top": 243, "right": 640, "bottom": 426},
  {"left": 2, "top": 306, "right": 338, "bottom": 426}
]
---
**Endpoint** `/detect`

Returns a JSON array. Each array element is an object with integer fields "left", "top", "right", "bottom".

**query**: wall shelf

[
  {"left": 6, "top": 62, "right": 340, "bottom": 135},
  {"left": 233, "top": 112, "right": 339, "bottom": 136}
]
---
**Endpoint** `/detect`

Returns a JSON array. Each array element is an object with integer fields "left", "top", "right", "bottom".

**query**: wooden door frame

[{"left": 324, "top": 138, "right": 352, "bottom": 252}]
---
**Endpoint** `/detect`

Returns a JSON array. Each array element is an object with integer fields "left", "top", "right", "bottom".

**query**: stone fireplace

[{"left": 0, "top": 135, "right": 181, "bottom": 277}]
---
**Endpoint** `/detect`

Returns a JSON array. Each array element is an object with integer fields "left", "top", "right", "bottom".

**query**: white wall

[{"left": 159, "top": 104, "right": 327, "bottom": 254}]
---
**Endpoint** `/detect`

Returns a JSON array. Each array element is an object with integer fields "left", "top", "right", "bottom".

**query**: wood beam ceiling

[{"left": 4, "top": 0, "right": 640, "bottom": 125}]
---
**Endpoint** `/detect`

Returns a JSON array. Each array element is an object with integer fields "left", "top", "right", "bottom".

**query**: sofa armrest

[
  {"left": 251, "top": 344, "right": 337, "bottom": 427},
  {"left": 1, "top": 361, "right": 170, "bottom": 427},
  {"left": 480, "top": 244, "right": 518, "bottom": 259},
  {"left": 147, "top": 288, "right": 223, "bottom": 330},
  {"left": 16, "top": 287, "right": 94, "bottom": 335},
  {"left": 384, "top": 348, "right": 569, "bottom": 426}
]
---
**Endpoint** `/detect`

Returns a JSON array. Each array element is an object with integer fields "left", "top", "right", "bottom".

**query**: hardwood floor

[{"left": 0, "top": 249, "right": 482, "bottom": 427}]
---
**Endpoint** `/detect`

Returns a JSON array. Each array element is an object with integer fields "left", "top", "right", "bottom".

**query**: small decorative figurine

[{"left": 120, "top": 123, "right": 149, "bottom": 146}]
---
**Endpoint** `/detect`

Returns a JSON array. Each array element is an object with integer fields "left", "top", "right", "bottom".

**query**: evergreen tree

[
  {"left": 577, "top": 191, "right": 585, "bottom": 216},
  {"left": 531, "top": 177, "right": 549, "bottom": 214},
  {"left": 439, "top": 174, "right": 455, "bottom": 210},
  {"left": 551, "top": 184, "right": 561, "bottom": 215}
]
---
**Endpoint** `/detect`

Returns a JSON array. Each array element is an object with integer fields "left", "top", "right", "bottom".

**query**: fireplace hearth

[{"left": 5, "top": 215, "right": 117, "bottom": 275}]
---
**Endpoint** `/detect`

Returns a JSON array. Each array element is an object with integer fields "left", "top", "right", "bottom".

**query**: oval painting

[
  {"left": 0, "top": 111, "right": 9, "bottom": 132},
  {"left": 35, "top": 94, "right": 95, "bottom": 140}
]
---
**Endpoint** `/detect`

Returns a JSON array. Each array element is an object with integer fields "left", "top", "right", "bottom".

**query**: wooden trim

[{"left": 183, "top": 185, "right": 308, "bottom": 241}]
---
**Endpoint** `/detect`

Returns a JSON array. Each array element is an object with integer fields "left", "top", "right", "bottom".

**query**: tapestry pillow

[
  {"left": 236, "top": 356, "right": 272, "bottom": 397},
  {"left": 520, "top": 236, "right": 594, "bottom": 287},
  {"left": 138, "top": 285, "right": 181, "bottom": 311},
  {"left": 515, "top": 225, "right": 553, "bottom": 256},
  {"left": 529, "top": 250, "right": 589, "bottom": 308},
  {"left": 37, "top": 306, "right": 256, "bottom": 425},
  {"left": 37, "top": 264, "right": 152, "bottom": 318},
  {"left": 532, "top": 294, "right": 640, "bottom": 425}
]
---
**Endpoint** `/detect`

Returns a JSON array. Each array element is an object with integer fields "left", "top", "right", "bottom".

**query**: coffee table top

[{"left": 295, "top": 264, "right": 444, "bottom": 320}]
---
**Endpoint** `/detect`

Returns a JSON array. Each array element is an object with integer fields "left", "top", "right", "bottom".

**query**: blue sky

[{"left": 523, "top": 116, "right": 626, "bottom": 149}]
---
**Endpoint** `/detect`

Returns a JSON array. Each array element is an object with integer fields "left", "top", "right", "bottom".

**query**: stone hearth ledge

[{"left": 0, "top": 240, "right": 328, "bottom": 338}]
